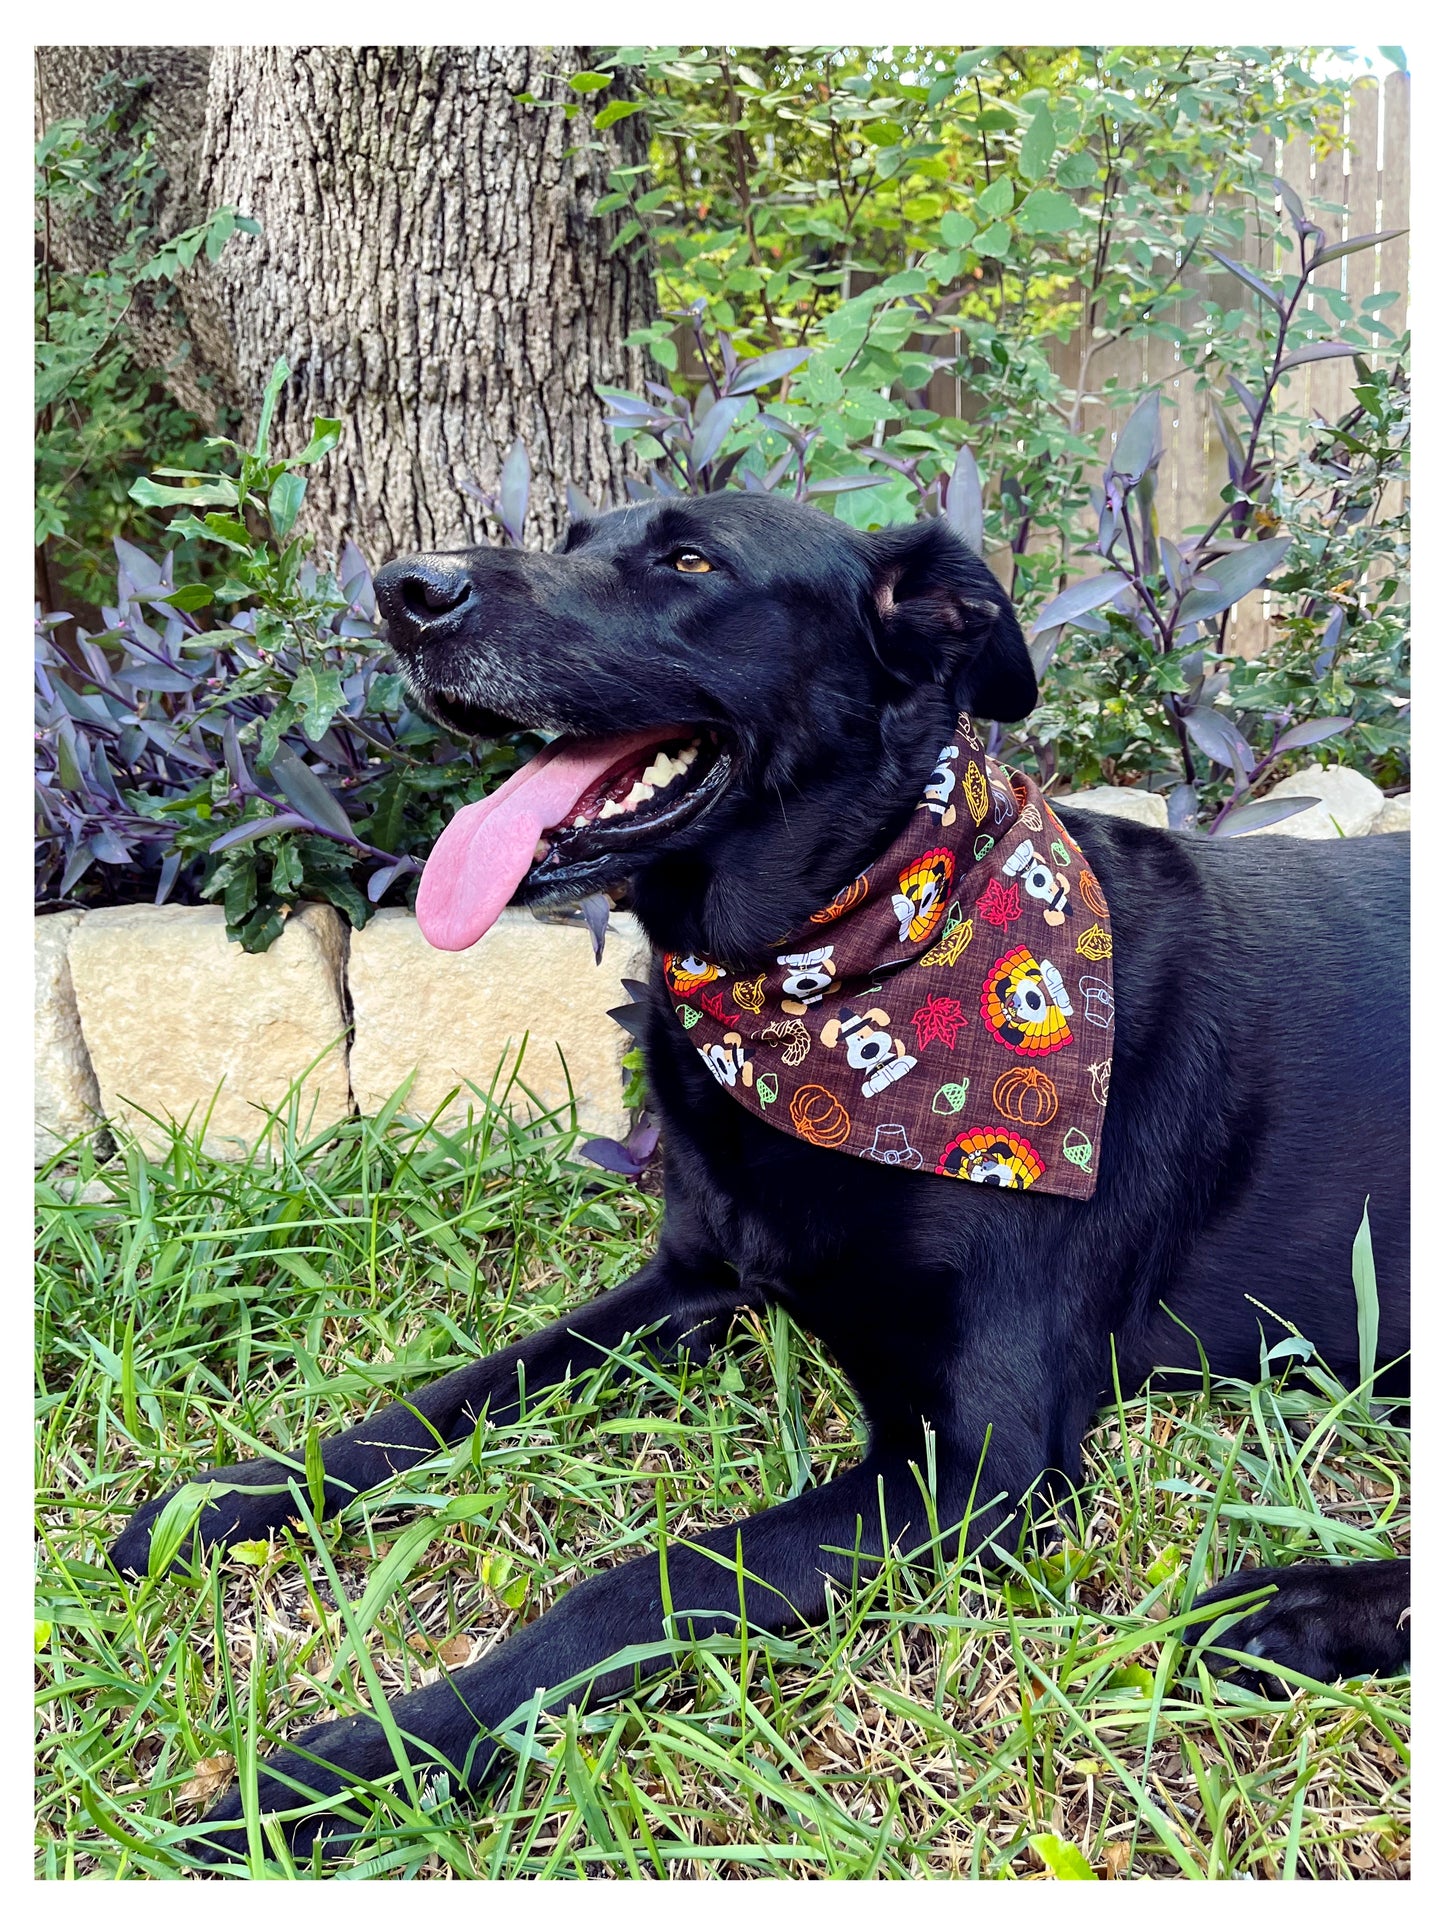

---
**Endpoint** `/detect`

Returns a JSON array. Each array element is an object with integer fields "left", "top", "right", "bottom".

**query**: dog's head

[{"left": 376, "top": 493, "right": 1034, "bottom": 958}]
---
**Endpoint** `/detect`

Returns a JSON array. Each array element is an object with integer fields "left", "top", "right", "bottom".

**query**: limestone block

[
  {"left": 1372, "top": 794, "right": 1411, "bottom": 834},
  {"left": 347, "top": 909, "right": 653, "bottom": 1141},
  {"left": 68, "top": 902, "right": 352, "bottom": 1157},
  {"left": 1057, "top": 785, "right": 1169, "bottom": 830},
  {"left": 34, "top": 911, "right": 106, "bottom": 1163},
  {"left": 1244, "top": 763, "right": 1386, "bottom": 839}
]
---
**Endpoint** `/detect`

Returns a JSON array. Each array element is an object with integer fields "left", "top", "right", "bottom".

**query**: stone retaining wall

[
  {"left": 33, "top": 780, "right": 1408, "bottom": 1164},
  {"left": 36, "top": 904, "right": 650, "bottom": 1163}
]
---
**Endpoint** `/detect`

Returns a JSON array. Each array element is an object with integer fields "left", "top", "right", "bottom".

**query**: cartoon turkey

[
  {"left": 979, "top": 945, "right": 1073, "bottom": 1057},
  {"left": 891, "top": 847, "right": 955, "bottom": 944}
]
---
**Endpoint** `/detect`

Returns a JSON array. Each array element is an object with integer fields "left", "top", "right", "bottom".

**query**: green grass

[{"left": 36, "top": 1090, "right": 1410, "bottom": 1880}]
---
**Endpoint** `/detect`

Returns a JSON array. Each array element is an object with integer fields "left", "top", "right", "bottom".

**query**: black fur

[{"left": 108, "top": 494, "right": 1409, "bottom": 1864}]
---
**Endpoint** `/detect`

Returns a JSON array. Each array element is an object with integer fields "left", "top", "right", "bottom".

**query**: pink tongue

[{"left": 416, "top": 731, "right": 678, "bottom": 951}]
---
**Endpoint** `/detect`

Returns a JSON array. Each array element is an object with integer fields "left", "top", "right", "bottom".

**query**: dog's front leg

[
  {"left": 109, "top": 1252, "right": 751, "bottom": 1578},
  {"left": 183, "top": 1446, "right": 958, "bottom": 1867}
]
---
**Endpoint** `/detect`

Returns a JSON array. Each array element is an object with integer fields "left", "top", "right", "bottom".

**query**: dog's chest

[{"left": 650, "top": 1008, "right": 979, "bottom": 1301}]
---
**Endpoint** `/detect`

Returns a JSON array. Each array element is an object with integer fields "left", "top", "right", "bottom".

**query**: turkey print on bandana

[{"left": 663, "top": 715, "right": 1114, "bottom": 1201}]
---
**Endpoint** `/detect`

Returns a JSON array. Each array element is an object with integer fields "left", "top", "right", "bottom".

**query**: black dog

[{"left": 110, "top": 493, "right": 1410, "bottom": 1861}]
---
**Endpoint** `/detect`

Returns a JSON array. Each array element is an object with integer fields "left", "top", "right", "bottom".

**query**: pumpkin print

[
  {"left": 789, "top": 1084, "right": 851, "bottom": 1148},
  {"left": 811, "top": 874, "right": 869, "bottom": 924},
  {"left": 992, "top": 1064, "right": 1060, "bottom": 1127},
  {"left": 935, "top": 1126, "right": 1044, "bottom": 1189}
]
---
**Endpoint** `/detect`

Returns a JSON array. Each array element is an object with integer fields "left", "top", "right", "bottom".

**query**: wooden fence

[{"left": 928, "top": 72, "right": 1411, "bottom": 651}]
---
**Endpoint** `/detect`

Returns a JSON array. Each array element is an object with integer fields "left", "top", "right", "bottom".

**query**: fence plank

[
  {"left": 1376, "top": 73, "right": 1410, "bottom": 572},
  {"left": 1378, "top": 70, "right": 1410, "bottom": 325}
]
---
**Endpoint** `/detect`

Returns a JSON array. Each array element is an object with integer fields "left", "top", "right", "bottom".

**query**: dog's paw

[
  {"left": 1185, "top": 1559, "right": 1410, "bottom": 1696},
  {"left": 108, "top": 1459, "right": 307, "bottom": 1580},
  {"left": 182, "top": 1711, "right": 438, "bottom": 1871}
]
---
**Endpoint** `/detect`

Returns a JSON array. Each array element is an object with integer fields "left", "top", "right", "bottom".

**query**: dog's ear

[{"left": 867, "top": 519, "right": 1037, "bottom": 722}]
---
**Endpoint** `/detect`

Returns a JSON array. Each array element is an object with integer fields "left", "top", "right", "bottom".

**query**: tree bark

[{"left": 36, "top": 46, "right": 652, "bottom": 559}]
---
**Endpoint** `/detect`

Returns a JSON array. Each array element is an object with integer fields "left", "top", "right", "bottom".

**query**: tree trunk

[{"left": 36, "top": 46, "right": 653, "bottom": 560}]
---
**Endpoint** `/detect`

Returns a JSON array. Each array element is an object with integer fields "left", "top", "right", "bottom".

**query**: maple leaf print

[
  {"left": 911, "top": 993, "right": 968, "bottom": 1051},
  {"left": 699, "top": 989, "right": 728, "bottom": 1020},
  {"left": 976, "top": 877, "right": 1022, "bottom": 928}
]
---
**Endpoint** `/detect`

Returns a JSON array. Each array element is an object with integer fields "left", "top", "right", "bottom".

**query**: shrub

[
  {"left": 35, "top": 50, "right": 1409, "bottom": 953},
  {"left": 35, "top": 361, "right": 526, "bottom": 949}
]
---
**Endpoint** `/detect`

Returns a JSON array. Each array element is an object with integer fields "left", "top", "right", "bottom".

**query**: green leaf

[
  {"left": 307, "top": 871, "right": 372, "bottom": 930},
  {"left": 1016, "top": 188, "right": 1079, "bottom": 236},
  {"left": 203, "top": 206, "right": 236, "bottom": 264},
  {"left": 305, "top": 1424, "right": 327, "bottom": 1523},
  {"left": 1056, "top": 152, "right": 1098, "bottom": 188},
  {"left": 268, "top": 469, "right": 306, "bottom": 539},
  {"left": 595, "top": 100, "right": 645, "bottom": 130},
  {"left": 153, "top": 582, "right": 214, "bottom": 612},
  {"left": 228, "top": 1540, "right": 275, "bottom": 1568},
  {"left": 1018, "top": 105, "right": 1054, "bottom": 183},
  {"left": 254, "top": 356, "right": 289, "bottom": 459},
  {"left": 939, "top": 210, "right": 976, "bottom": 248},
  {"left": 1031, "top": 1834, "right": 1097, "bottom": 1880},
  {"left": 128, "top": 476, "right": 239, "bottom": 509},
  {"left": 973, "top": 221, "right": 1011, "bottom": 260},
  {"left": 569, "top": 71, "right": 613, "bottom": 92},
  {"left": 293, "top": 417, "right": 343, "bottom": 465},
  {"left": 146, "top": 1483, "right": 212, "bottom": 1578},
  {"left": 291, "top": 664, "right": 346, "bottom": 742},
  {"left": 198, "top": 513, "right": 255, "bottom": 553},
  {"left": 975, "top": 176, "right": 1014, "bottom": 221}
]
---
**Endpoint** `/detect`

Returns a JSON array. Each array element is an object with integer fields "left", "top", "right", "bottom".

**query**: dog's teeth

[
  {"left": 642, "top": 753, "right": 673, "bottom": 786},
  {"left": 533, "top": 839, "right": 549, "bottom": 863},
  {"left": 573, "top": 815, "right": 589, "bottom": 828},
  {"left": 679, "top": 743, "right": 699, "bottom": 766},
  {"left": 598, "top": 798, "right": 624, "bottom": 820},
  {"left": 624, "top": 781, "right": 653, "bottom": 809}
]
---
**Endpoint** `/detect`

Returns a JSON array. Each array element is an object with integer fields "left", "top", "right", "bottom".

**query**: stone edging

[{"left": 35, "top": 904, "right": 650, "bottom": 1164}]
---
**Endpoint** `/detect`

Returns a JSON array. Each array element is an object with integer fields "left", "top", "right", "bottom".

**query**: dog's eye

[{"left": 672, "top": 550, "right": 713, "bottom": 574}]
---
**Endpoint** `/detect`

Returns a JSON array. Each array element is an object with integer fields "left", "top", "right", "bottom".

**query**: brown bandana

[{"left": 662, "top": 713, "right": 1114, "bottom": 1199}]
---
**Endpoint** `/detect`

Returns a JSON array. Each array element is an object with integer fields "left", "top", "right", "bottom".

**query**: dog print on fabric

[{"left": 662, "top": 714, "right": 1113, "bottom": 1201}]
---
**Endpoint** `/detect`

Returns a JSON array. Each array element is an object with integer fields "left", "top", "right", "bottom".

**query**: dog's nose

[{"left": 373, "top": 557, "right": 474, "bottom": 651}]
